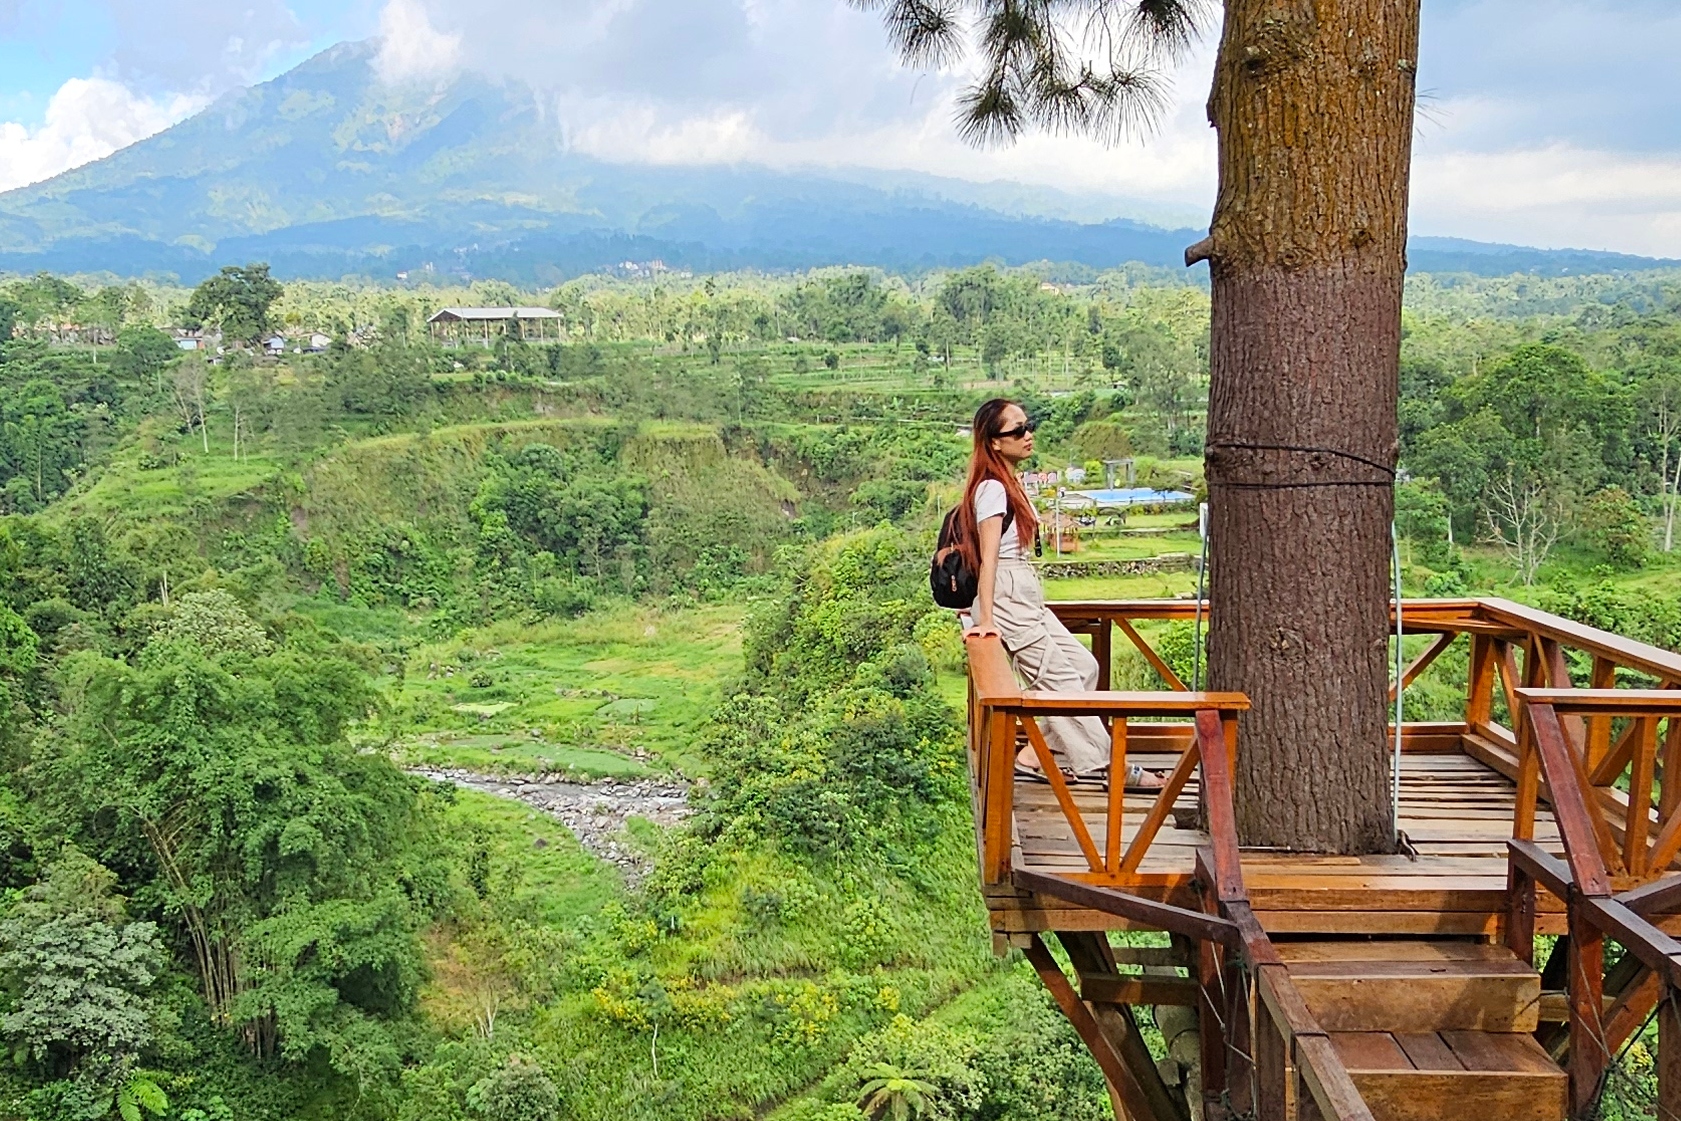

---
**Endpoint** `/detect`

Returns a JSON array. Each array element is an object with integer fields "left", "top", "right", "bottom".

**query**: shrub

[
  {"left": 465, "top": 1055, "right": 560, "bottom": 1121},
  {"left": 1583, "top": 486, "right": 1649, "bottom": 569}
]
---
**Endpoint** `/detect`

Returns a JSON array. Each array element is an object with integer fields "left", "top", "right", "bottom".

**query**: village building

[{"left": 426, "top": 306, "right": 564, "bottom": 346}]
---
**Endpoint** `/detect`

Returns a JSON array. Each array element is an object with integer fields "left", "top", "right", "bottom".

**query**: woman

[{"left": 957, "top": 399, "right": 1162, "bottom": 791}]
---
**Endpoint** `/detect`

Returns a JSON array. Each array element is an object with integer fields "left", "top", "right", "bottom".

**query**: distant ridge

[
  {"left": 1, "top": 42, "right": 1676, "bottom": 284},
  {"left": 1407, "top": 236, "right": 1681, "bottom": 277}
]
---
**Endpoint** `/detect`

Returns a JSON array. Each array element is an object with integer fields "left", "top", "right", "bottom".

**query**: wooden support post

[
  {"left": 983, "top": 709, "right": 1015, "bottom": 883},
  {"left": 1198, "top": 936, "right": 1229, "bottom": 1120},
  {"left": 1107, "top": 718, "right": 1127, "bottom": 873},
  {"left": 1253, "top": 983, "right": 1291, "bottom": 1121},
  {"left": 1467, "top": 633, "right": 1497, "bottom": 732},
  {"left": 1515, "top": 637, "right": 1546, "bottom": 841},
  {"left": 1662, "top": 718, "right": 1681, "bottom": 824},
  {"left": 1023, "top": 934, "right": 1167, "bottom": 1121},
  {"left": 1506, "top": 861, "right": 1536, "bottom": 967},
  {"left": 1224, "top": 962, "right": 1254, "bottom": 1120},
  {"left": 1094, "top": 617, "right": 1113, "bottom": 691},
  {"left": 1058, "top": 933, "right": 1189, "bottom": 1121},
  {"left": 1661, "top": 985, "right": 1681, "bottom": 1121},
  {"left": 1627, "top": 717, "right": 1659, "bottom": 876},
  {"left": 1195, "top": 876, "right": 1230, "bottom": 1116},
  {"left": 1587, "top": 656, "right": 1616, "bottom": 772},
  {"left": 1568, "top": 908, "right": 1607, "bottom": 1119}
]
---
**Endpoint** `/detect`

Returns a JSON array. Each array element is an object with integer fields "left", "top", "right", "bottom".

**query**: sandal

[
  {"left": 1016, "top": 763, "right": 1089, "bottom": 788},
  {"left": 1122, "top": 764, "right": 1167, "bottom": 794},
  {"left": 1016, "top": 762, "right": 1163, "bottom": 793},
  {"left": 1065, "top": 764, "right": 1165, "bottom": 793}
]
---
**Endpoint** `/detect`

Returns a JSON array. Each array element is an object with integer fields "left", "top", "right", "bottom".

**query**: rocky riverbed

[{"left": 413, "top": 768, "right": 692, "bottom": 875}]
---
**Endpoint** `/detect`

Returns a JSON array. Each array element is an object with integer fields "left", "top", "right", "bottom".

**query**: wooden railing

[
  {"left": 1195, "top": 705, "right": 1375, "bottom": 1121},
  {"left": 965, "top": 632, "right": 1247, "bottom": 890},
  {"left": 1048, "top": 597, "right": 1681, "bottom": 849},
  {"left": 968, "top": 632, "right": 1371, "bottom": 1120},
  {"left": 966, "top": 597, "right": 1681, "bottom": 1121},
  {"left": 1510, "top": 688, "right": 1681, "bottom": 1118}
]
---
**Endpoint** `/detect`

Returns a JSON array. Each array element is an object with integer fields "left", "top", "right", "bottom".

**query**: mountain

[{"left": 1, "top": 41, "right": 1676, "bottom": 284}]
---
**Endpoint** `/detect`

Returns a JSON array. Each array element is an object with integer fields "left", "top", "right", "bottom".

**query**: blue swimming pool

[{"left": 1072, "top": 487, "right": 1195, "bottom": 506}]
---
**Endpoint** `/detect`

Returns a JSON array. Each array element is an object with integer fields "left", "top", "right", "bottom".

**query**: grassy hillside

[{"left": 4, "top": 262, "right": 1681, "bottom": 1121}]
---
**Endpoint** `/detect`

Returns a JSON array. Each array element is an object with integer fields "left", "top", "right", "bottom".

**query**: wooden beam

[
  {"left": 1526, "top": 703, "right": 1617, "bottom": 890},
  {"left": 1079, "top": 971, "right": 1200, "bottom": 1007},
  {"left": 1626, "top": 717, "right": 1660, "bottom": 876},
  {"left": 1093, "top": 619, "right": 1112, "bottom": 691},
  {"left": 1009, "top": 691, "right": 1250, "bottom": 715},
  {"left": 1106, "top": 718, "right": 1127, "bottom": 873},
  {"left": 1588, "top": 711, "right": 1656, "bottom": 787},
  {"left": 1508, "top": 842, "right": 1681, "bottom": 990},
  {"left": 1568, "top": 908, "right": 1606, "bottom": 1119},
  {"left": 1253, "top": 980, "right": 1292, "bottom": 1121},
  {"left": 1022, "top": 934, "right": 1168, "bottom": 1121},
  {"left": 1108, "top": 945, "right": 1190, "bottom": 968},
  {"left": 1113, "top": 616, "right": 1189, "bottom": 691},
  {"left": 1507, "top": 860, "right": 1537, "bottom": 967},
  {"left": 1604, "top": 968, "right": 1662, "bottom": 1055},
  {"left": 1119, "top": 739, "right": 1204, "bottom": 877},
  {"left": 1509, "top": 839, "right": 1574, "bottom": 904},
  {"left": 1296, "top": 1033, "right": 1378, "bottom": 1121},
  {"left": 1661, "top": 985, "right": 1681, "bottom": 1121},
  {"left": 1580, "top": 896, "right": 1681, "bottom": 991},
  {"left": 1013, "top": 868, "right": 1241, "bottom": 946},
  {"left": 1519, "top": 688, "right": 1681, "bottom": 716},
  {"left": 1059, "top": 932, "right": 1191, "bottom": 1121},
  {"left": 982, "top": 707, "right": 1015, "bottom": 884},
  {"left": 1021, "top": 715, "right": 1105, "bottom": 872},
  {"left": 1616, "top": 874, "right": 1681, "bottom": 916},
  {"left": 1467, "top": 634, "right": 1497, "bottom": 730},
  {"left": 1388, "top": 631, "right": 1460, "bottom": 701},
  {"left": 965, "top": 635, "right": 1020, "bottom": 703},
  {"left": 1479, "top": 596, "right": 1681, "bottom": 684},
  {"left": 1196, "top": 711, "right": 1244, "bottom": 904}
]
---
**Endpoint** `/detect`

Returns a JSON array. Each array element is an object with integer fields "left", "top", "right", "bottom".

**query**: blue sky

[{"left": 2, "top": 0, "right": 1679, "bottom": 256}]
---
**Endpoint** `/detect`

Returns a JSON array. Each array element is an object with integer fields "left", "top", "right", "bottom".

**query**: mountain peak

[{"left": 1, "top": 43, "right": 1673, "bottom": 283}]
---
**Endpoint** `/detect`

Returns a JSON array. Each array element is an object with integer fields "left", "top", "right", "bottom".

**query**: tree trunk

[{"left": 1204, "top": 0, "right": 1420, "bottom": 853}]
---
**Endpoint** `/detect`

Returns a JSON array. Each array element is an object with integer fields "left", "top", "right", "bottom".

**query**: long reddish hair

[{"left": 955, "top": 398, "right": 1038, "bottom": 574}]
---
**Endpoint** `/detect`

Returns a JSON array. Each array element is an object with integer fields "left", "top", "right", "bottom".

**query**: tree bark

[{"left": 1204, "top": 0, "right": 1420, "bottom": 853}]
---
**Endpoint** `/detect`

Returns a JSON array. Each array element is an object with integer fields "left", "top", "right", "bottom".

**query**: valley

[{"left": 0, "top": 260, "right": 1678, "bottom": 1120}]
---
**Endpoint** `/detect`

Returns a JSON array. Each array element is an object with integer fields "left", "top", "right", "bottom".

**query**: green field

[{"left": 388, "top": 601, "right": 748, "bottom": 777}]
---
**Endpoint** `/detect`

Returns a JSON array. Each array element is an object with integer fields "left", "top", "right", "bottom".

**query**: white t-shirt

[{"left": 974, "top": 479, "right": 1029, "bottom": 560}]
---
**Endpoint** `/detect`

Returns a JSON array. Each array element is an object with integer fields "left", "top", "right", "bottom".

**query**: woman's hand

[{"left": 963, "top": 621, "right": 1000, "bottom": 639}]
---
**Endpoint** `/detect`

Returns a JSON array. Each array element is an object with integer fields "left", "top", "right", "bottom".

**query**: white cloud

[
  {"left": 373, "top": 0, "right": 461, "bottom": 84},
  {"left": 0, "top": 77, "right": 205, "bottom": 192},
  {"left": 1410, "top": 143, "right": 1681, "bottom": 258},
  {"left": 562, "top": 90, "right": 1217, "bottom": 213},
  {"left": 379, "top": 0, "right": 1223, "bottom": 221}
]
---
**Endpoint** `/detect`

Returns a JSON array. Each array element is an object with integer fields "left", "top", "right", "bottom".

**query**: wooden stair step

[
  {"left": 1331, "top": 1030, "right": 1567, "bottom": 1121},
  {"left": 1282, "top": 941, "right": 1541, "bottom": 1032}
]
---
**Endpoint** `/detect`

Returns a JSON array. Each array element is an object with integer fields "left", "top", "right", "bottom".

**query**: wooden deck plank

[
  {"left": 1439, "top": 1031, "right": 1561, "bottom": 1077},
  {"left": 1332, "top": 1032, "right": 1414, "bottom": 1071},
  {"left": 1392, "top": 1033, "right": 1466, "bottom": 1071},
  {"left": 997, "top": 742, "right": 1570, "bottom": 937}
]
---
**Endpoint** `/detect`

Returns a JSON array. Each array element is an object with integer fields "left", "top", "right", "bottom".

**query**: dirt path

[{"left": 414, "top": 768, "right": 691, "bottom": 874}]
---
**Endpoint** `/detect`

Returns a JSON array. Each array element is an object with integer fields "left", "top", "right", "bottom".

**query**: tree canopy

[{"left": 183, "top": 264, "right": 284, "bottom": 342}]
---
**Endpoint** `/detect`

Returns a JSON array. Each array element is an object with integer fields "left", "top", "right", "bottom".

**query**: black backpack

[{"left": 929, "top": 508, "right": 1013, "bottom": 609}]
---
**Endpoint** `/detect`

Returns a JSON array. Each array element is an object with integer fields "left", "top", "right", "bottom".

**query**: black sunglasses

[{"left": 993, "top": 421, "right": 1035, "bottom": 440}]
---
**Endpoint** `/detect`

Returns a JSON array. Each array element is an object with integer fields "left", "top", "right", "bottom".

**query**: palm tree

[
  {"left": 856, "top": 0, "right": 1420, "bottom": 854},
  {"left": 855, "top": 1062, "right": 940, "bottom": 1121}
]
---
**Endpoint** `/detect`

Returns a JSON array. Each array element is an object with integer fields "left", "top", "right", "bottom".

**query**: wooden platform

[
  {"left": 994, "top": 747, "right": 1568, "bottom": 937},
  {"left": 964, "top": 599, "right": 1681, "bottom": 1121}
]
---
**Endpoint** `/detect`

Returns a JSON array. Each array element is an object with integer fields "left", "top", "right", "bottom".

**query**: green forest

[{"left": 1, "top": 260, "right": 1680, "bottom": 1121}]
